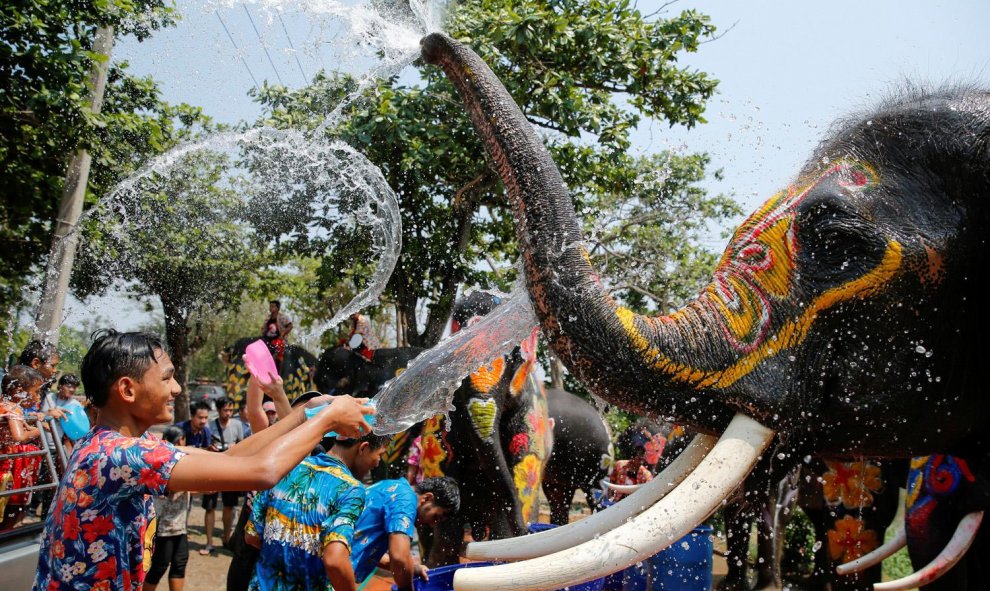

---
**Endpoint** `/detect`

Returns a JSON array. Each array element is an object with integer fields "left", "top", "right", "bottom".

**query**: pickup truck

[{"left": 0, "top": 416, "right": 69, "bottom": 591}]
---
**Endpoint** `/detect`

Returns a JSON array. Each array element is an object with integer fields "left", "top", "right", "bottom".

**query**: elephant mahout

[
  {"left": 420, "top": 31, "right": 990, "bottom": 590},
  {"left": 221, "top": 337, "right": 317, "bottom": 405}
]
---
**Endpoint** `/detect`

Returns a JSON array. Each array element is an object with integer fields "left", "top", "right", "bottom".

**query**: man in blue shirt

[
  {"left": 245, "top": 432, "right": 391, "bottom": 591},
  {"left": 350, "top": 477, "right": 461, "bottom": 590}
]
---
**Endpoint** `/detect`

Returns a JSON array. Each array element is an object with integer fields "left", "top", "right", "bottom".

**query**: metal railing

[{"left": 0, "top": 414, "right": 69, "bottom": 500}]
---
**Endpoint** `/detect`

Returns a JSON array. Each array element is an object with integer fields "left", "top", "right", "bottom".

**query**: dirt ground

[{"left": 180, "top": 491, "right": 730, "bottom": 591}]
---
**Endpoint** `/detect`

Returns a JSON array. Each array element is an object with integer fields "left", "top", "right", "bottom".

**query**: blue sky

[
  {"left": 118, "top": 0, "right": 990, "bottom": 226},
  {"left": 88, "top": 0, "right": 990, "bottom": 329}
]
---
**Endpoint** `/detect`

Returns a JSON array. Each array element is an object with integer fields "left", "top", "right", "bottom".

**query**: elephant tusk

[
  {"left": 835, "top": 525, "right": 906, "bottom": 575},
  {"left": 603, "top": 480, "right": 644, "bottom": 495},
  {"left": 873, "top": 511, "right": 984, "bottom": 591},
  {"left": 453, "top": 414, "right": 774, "bottom": 591},
  {"left": 464, "top": 435, "right": 717, "bottom": 561}
]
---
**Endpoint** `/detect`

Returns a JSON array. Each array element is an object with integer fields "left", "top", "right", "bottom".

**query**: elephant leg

[
  {"left": 718, "top": 493, "right": 754, "bottom": 591},
  {"left": 427, "top": 516, "right": 467, "bottom": 567},
  {"left": 544, "top": 481, "right": 575, "bottom": 526}
]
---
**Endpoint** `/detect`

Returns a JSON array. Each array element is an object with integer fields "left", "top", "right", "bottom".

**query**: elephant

[
  {"left": 719, "top": 457, "right": 903, "bottom": 591},
  {"left": 541, "top": 387, "right": 613, "bottom": 526},
  {"left": 221, "top": 337, "right": 317, "bottom": 405},
  {"left": 419, "top": 32, "right": 990, "bottom": 590},
  {"left": 313, "top": 345, "right": 424, "bottom": 396}
]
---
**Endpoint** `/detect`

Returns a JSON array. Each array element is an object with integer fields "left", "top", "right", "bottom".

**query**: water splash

[{"left": 374, "top": 282, "right": 539, "bottom": 434}]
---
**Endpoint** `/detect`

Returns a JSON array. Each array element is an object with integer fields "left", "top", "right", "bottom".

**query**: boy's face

[
  {"left": 33, "top": 354, "right": 60, "bottom": 380},
  {"left": 415, "top": 494, "right": 449, "bottom": 529},
  {"left": 131, "top": 349, "right": 182, "bottom": 425},
  {"left": 190, "top": 408, "right": 210, "bottom": 432},
  {"left": 351, "top": 443, "right": 387, "bottom": 480},
  {"left": 57, "top": 383, "right": 77, "bottom": 400},
  {"left": 15, "top": 383, "right": 42, "bottom": 408}
]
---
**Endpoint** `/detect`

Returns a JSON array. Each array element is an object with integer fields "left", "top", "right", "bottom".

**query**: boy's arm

[
  {"left": 387, "top": 533, "right": 417, "bottom": 591},
  {"left": 242, "top": 375, "right": 271, "bottom": 435},
  {"left": 322, "top": 542, "right": 357, "bottom": 591},
  {"left": 167, "top": 396, "right": 373, "bottom": 492}
]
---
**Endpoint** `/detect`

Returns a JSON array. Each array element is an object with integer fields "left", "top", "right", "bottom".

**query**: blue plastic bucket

[
  {"left": 526, "top": 523, "right": 606, "bottom": 591},
  {"left": 647, "top": 525, "right": 713, "bottom": 590},
  {"left": 412, "top": 562, "right": 497, "bottom": 591}
]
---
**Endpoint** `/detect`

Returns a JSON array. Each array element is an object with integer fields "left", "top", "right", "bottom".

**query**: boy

[
  {"left": 349, "top": 477, "right": 461, "bottom": 590},
  {"left": 32, "top": 329, "right": 373, "bottom": 591},
  {"left": 245, "top": 432, "right": 392, "bottom": 591}
]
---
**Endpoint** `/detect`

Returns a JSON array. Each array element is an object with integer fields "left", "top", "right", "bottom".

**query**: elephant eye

[{"left": 795, "top": 197, "right": 884, "bottom": 284}]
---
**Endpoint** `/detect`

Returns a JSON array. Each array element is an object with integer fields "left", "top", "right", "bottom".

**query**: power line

[
  {"left": 277, "top": 11, "right": 310, "bottom": 86},
  {"left": 215, "top": 10, "right": 261, "bottom": 93},
  {"left": 242, "top": 3, "right": 286, "bottom": 87}
]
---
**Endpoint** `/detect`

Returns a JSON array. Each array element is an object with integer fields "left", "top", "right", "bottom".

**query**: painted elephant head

[
  {"left": 222, "top": 337, "right": 317, "bottom": 405},
  {"left": 420, "top": 32, "right": 990, "bottom": 590}
]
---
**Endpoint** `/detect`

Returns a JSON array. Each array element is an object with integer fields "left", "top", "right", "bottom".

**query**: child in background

[
  {"left": 0, "top": 365, "right": 46, "bottom": 530},
  {"left": 144, "top": 426, "right": 191, "bottom": 591}
]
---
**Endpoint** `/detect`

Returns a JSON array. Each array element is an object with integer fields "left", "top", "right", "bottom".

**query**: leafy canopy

[{"left": 254, "top": 0, "right": 736, "bottom": 349}]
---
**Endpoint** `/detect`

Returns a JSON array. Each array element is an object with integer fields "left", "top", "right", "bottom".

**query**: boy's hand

[
  {"left": 46, "top": 407, "right": 69, "bottom": 420},
  {"left": 415, "top": 565, "right": 429, "bottom": 581},
  {"left": 316, "top": 395, "right": 374, "bottom": 439},
  {"left": 258, "top": 372, "right": 286, "bottom": 396}
]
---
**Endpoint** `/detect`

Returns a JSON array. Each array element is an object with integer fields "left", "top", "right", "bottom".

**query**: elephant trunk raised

[{"left": 421, "top": 33, "right": 739, "bottom": 433}]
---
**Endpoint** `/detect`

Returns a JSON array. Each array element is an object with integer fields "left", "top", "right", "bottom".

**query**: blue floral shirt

[
  {"left": 32, "top": 427, "right": 185, "bottom": 591},
  {"left": 246, "top": 454, "right": 365, "bottom": 591},
  {"left": 350, "top": 479, "right": 418, "bottom": 583}
]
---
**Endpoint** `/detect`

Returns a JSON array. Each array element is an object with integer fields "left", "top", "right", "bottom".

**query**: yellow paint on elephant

[
  {"left": 468, "top": 397, "right": 498, "bottom": 439},
  {"left": 383, "top": 430, "right": 410, "bottom": 466},
  {"left": 617, "top": 240, "right": 902, "bottom": 389},
  {"left": 419, "top": 417, "right": 448, "bottom": 478},
  {"left": 469, "top": 357, "right": 505, "bottom": 394},
  {"left": 513, "top": 453, "right": 543, "bottom": 522}
]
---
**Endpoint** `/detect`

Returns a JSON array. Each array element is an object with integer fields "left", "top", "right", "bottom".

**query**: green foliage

[
  {"left": 782, "top": 507, "right": 817, "bottom": 577},
  {"left": 254, "top": 0, "right": 730, "bottom": 347},
  {"left": 0, "top": 0, "right": 196, "bottom": 328}
]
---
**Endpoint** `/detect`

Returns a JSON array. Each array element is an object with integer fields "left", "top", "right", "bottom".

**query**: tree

[
  {"left": 73, "top": 147, "right": 262, "bottom": 420},
  {"left": 254, "top": 0, "right": 731, "bottom": 348},
  {"left": 0, "top": 0, "right": 183, "bottom": 332}
]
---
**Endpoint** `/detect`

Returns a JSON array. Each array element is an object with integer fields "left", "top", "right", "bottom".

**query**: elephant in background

[
  {"left": 415, "top": 290, "right": 553, "bottom": 566},
  {"left": 314, "top": 345, "right": 424, "bottom": 396},
  {"left": 542, "top": 388, "right": 613, "bottom": 526},
  {"left": 221, "top": 337, "right": 317, "bottom": 405}
]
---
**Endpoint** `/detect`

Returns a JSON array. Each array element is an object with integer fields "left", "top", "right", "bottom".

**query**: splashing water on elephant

[{"left": 373, "top": 282, "right": 539, "bottom": 434}]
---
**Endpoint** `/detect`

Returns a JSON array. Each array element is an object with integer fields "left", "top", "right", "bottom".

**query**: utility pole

[{"left": 34, "top": 26, "right": 114, "bottom": 344}]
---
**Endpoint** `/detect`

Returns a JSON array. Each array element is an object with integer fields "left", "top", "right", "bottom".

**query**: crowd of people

[
  {"left": 1, "top": 304, "right": 670, "bottom": 591},
  {"left": 0, "top": 320, "right": 461, "bottom": 591}
]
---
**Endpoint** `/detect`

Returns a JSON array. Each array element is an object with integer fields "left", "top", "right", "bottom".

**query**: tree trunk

[
  {"left": 161, "top": 295, "right": 191, "bottom": 422},
  {"left": 549, "top": 351, "right": 565, "bottom": 390}
]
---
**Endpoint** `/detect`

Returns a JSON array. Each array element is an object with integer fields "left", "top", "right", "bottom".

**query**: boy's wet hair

[
  {"left": 415, "top": 477, "right": 461, "bottom": 513},
  {"left": 1, "top": 365, "right": 44, "bottom": 397},
  {"left": 18, "top": 340, "right": 58, "bottom": 365},
  {"left": 332, "top": 431, "right": 392, "bottom": 451},
  {"left": 81, "top": 329, "right": 166, "bottom": 408}
]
